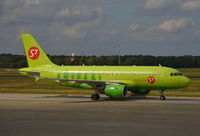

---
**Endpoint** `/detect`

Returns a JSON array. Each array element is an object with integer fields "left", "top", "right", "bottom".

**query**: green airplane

[{"left": 19, "top": 34, "right": 190, "bottom": 101}]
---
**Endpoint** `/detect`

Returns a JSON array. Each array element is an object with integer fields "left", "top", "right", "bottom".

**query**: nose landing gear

[{"left": 160, "top": 90, "right": 166, "bottom": 100}]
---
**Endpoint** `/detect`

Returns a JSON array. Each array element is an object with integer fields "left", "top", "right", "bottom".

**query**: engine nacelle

[{"left": 104, "top": 85, "right": 127, "bottom": 98}]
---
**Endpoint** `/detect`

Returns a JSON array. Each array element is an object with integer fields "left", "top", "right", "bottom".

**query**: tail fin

[{"left": 21, "top": 34, "right": 55, "bottom": 67}]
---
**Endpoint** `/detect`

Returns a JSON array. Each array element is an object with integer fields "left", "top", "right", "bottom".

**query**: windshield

[{"left": 170, "top": 73, "right": 183, "bottom": 76}]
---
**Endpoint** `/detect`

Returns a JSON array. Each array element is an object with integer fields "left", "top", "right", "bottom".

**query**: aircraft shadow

[
  {"left": 127, "top": 96, "right": 200, "bottom": 102},
  {"left": 39, "top": 95, "right": 200, "bottom": 102}
]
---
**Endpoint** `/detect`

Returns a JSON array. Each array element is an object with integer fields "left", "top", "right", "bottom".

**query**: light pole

[{"left": 118, "top": 44, "right": 121, "bottom": 65}]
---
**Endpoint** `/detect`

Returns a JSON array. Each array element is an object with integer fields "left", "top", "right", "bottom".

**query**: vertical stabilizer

[{"left": 21, "top": 34, "right": 55, "bottom": 67}]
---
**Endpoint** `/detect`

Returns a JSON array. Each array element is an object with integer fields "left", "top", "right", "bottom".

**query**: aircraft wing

[
  {"left": 43, "top": 78, "right": 136, "bottom": 90},
  {"left": 43, "top": 78, "right": 124, "bottom": 89}
]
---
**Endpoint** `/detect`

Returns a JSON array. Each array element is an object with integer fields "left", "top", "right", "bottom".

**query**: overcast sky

[{"left": 0, "top": 0, "right": 200, "bottom": 56}]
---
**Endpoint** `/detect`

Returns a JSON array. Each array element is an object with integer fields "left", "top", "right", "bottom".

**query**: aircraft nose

[{"left": 181, "top": 76, "right": 190, "bottom": 87}]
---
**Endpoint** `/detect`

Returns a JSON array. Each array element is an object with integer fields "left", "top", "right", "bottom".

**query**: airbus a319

[{"left": 19, "top": 34, "right": 190, "bottom": 101}]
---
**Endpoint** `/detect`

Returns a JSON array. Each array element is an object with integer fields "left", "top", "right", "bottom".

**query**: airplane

[{"left": 19, "top": 34, "right": 190, "bottom": 101}]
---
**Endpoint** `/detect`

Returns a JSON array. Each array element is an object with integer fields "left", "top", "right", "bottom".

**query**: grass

[
  {"left": 0, "top": 78, "right": 93, "bottom": 94},
  {"left": 179, "top": 68, "right": 200, "bottom": 77},
  {"left": 0, "top": 69, "right": 22, "bottom": 76},
  {"left": 0, "top": 68, "right": 200, "bottom": 97}
]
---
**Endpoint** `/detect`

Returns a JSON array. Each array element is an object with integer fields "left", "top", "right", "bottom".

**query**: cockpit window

[{"left": 170, "top": 73, "right": 183, "bottom": 76}]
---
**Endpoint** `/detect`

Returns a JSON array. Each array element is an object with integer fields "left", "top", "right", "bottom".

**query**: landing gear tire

[
  {"left": 159, "top": 90, "right": 166, "bottom": 100},
  {"left": 160, "top": 96, "right": 166, "bottom": 100},
  {"left": 91, "top": 93, "right": 100, "bottom": 101}
]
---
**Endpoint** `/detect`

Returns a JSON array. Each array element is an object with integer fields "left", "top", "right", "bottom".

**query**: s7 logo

[
  {"left": 28, "top": 47, "right": 40, "bottom": 60},
  {"left": 148, "top": 76, "right": 155, "bottom": 84}
]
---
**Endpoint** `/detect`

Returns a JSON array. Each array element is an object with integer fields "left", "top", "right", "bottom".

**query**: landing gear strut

[
  {"left": 91, "top": 93, "right": 100, "bottom": 101},
  {"left": 160, "top": 90, "right": 166, "bottom": 100}
]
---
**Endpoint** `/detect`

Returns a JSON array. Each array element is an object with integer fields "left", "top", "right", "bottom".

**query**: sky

[{"left": 0, "top": 0, "right": 200, "bottom": 56}]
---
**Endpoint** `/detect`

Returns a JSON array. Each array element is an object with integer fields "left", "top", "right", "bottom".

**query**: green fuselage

[{"left": 20, "top": 65, "right": 190, "bottom": 93}]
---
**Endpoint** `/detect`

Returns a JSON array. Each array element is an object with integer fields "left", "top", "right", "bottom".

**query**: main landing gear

[
  {"left": 91, "top": 84, "right": 104, "bottom": 101},
  {"left": 160, "top": 90, "right": 166, "bottom": 100},
  {"left": 91, "top": 93, "right": 100, "bottom": 101}
]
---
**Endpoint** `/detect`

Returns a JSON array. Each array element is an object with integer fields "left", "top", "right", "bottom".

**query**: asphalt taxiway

[{"left": 0, "top": 94, "right": 200, "bottom": 136}]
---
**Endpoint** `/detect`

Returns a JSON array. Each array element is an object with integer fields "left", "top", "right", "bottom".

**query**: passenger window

[
  {"left": 170, "top": 73, "right": 173, "bottom": 76},
  {"left": 174, "top": 73, "right": 178, "bottom": 76}
]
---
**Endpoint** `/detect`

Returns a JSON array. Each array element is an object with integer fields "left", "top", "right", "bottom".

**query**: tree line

[{"left": 0, "top": 54, "right": 200, "bottom": 68}]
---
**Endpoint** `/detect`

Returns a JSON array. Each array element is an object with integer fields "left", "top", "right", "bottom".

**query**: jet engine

[{"left": 104, "top": 85, "right": 127, "bottom": 98}]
